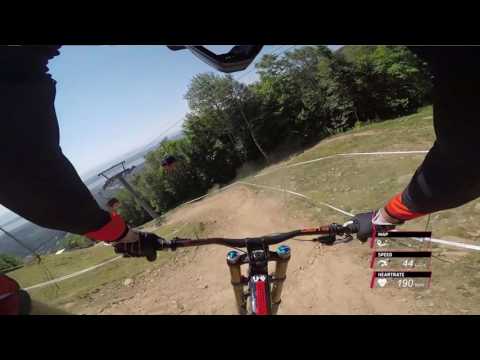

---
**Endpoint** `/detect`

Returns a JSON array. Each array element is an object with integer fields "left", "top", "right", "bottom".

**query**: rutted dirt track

[{"left": 84, "top": 185, "right": 421, "bottom": 315}]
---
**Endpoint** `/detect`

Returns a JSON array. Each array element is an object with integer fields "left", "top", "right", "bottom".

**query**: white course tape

[
  {"left": 182, "top": 194, "right": 210, "bottom": 206},
  {"left": 314, "top": 201, "right": 355, "bottom": 217},
  {"left": 255, "top": 150, "right": 429, "bottom": 178},
  {"left": 24, "top": 256, "right": 123, "bottom": 291},
  {"left": 182, "top": 183, "right": 238, "bottom": 206},
  {"left": 237, "top": 181, "right": 355, "bottom": 217},
  {"left": 339, "top": 150, "right": 428, "bottom": 156},
  {"left": 285, "top": 155, "right": 337, "bottom": 168},
  {"left": 236, "top": 181, "right": 480, "bottom": 252},
  {"left": 419, "top": 238, "right": 480, "bottom": 251}
]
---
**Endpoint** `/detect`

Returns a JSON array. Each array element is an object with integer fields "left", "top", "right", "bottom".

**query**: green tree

[
  {"left": 333, "top": 45, "right": 432, "bottom": 121},
  {"left": 185, "top": 73, "right": 268, "bottom": 162},
  {"left": 60, "top": 234, "right": 94, "bottom": 250},
  {"left": 139, "top": 137, "right": 209, "bottom": 212},
  {"left": 116, "top": 186, "right": 152, "bottom": 227},
  {"left": 255, "top": 45, "right": 351, "bottom": 144},
  {"left": 0, "top": 253, "right": 22, "bottom": 272}
]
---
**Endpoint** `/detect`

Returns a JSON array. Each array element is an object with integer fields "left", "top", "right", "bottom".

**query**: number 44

[{"left": 402, "top": 259, "right": 415, "bottom": 268}]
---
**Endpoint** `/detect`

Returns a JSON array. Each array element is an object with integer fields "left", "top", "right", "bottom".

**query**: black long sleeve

[
  {"left": 397, "top": 47, "right": 480, "bottom": 215},
  {"left": 0, "top": 46, "right": 112, "bottom": 235}
]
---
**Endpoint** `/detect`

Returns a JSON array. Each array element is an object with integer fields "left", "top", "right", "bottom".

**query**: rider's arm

[
  {"left": 0, "top": 46, "right": 127, "bottom": 243},
  {"left": 385, "top": 47, "right": 480, "bottom": 221}
]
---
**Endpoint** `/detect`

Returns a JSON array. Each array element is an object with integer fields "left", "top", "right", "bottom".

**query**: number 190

[{"left": 397, "top": 279, "right": 414, "bottom": 288}]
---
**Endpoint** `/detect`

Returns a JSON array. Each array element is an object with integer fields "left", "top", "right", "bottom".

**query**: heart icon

[{"left": 377, "top": 278, "right": 388, "bottom": 288}]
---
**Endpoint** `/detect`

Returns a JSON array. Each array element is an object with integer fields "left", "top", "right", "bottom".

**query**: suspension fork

[
  {"left": 226, "top": 243, "right": 291, "bottom": 315},
  {"left": 226, "top": 251, "right": 247, "bottom": 314},
  {"left": 270, "top": 245, "right": 291, "bottom": 315}
]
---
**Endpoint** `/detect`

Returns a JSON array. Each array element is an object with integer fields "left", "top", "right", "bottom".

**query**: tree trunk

[{"left": 237, "top": 102, "right": 269, "bottom": 163}]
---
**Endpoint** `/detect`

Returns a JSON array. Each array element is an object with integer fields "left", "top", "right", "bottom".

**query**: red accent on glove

[
  {"left": 84, "top": 212, "right": 128, "bottom": 243},
  {"left": 385, "top": 193, "right": 426, "bottom": 221},
  {"left": 0, "top": 275, "right": 21, "bottom": 315}
]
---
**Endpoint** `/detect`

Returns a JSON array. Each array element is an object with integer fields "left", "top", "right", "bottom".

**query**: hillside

[{"left": 10, "top": 106, "right": 480, "bottom": 315}]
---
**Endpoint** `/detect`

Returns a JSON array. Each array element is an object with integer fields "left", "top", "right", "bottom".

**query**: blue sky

[{"left": 0, "top": 45, "right": 341, "bottom": 220}]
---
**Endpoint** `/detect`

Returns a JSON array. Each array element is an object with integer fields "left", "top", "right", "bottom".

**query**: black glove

[
  {"left": 345, "top": 210, "right": 399, "bottom": 242},
  {"left": 113, "top": 232, "right": 164, "bottom": 262}
]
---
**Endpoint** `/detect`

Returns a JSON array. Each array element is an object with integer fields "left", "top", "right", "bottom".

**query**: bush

[
  {"left": 0, "top": 253, "right": 23, "bottom": 272},
  {"left": 115, "top": 186, "right": 152, "bottom": 227},
  {"left": 61, "top": 234, "right": 95, "bottom": 251}
]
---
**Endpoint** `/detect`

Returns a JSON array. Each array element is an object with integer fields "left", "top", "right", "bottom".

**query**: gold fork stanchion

[
  {"left": 270, "top": 245, "right": 291, "bottom": 315},
  {"left": 226, "top": 251, "right": 247, "bottom": 315}
]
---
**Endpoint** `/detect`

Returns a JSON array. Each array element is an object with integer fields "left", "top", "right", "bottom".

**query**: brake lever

[
  {"left": 313, "top": 233, "right": 353, "bottom": 246},
  {"left": 314, "top": 234, "right": 336, "bottom": 246},
  {"left": 330, "top": 223, "right": 355, "bottom": 244},
  {"left": 336, "top": 234, "right": 353, "bottom": 244}
]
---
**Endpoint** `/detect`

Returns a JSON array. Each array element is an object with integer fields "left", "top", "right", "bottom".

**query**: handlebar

[{"left": 155, "top": 223, "right": 357, "bottom": 251}]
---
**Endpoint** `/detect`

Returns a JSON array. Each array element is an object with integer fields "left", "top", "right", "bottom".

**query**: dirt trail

[{"left": 86, "top": 185, "right": 420, "bottom": 315}]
